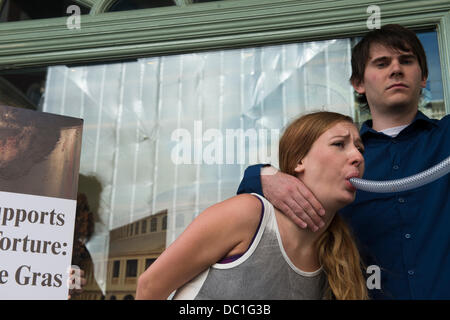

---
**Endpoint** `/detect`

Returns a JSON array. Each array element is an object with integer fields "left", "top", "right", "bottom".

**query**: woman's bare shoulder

[
  {"left": 196, "top": 194, "right": 264, "bottom": 250},
  {"left": 206, "top": 193, "right": 263, "bottom": 224}
]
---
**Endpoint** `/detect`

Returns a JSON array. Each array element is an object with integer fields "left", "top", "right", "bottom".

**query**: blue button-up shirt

[{"left": 237, "top": 111, "right": 450, "bottom": 299}]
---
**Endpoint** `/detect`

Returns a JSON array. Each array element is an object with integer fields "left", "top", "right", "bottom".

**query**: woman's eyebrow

[
  {"left": 330, "top": 134, "right": 363, "bottom": 145},
  {"left": 330, "top": 133, "right": 350, "bottom": 139}
]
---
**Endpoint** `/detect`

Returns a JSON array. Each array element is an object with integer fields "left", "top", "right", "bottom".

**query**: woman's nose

[{"left": 350, "top": 148, "right": 364, "bottom": 167}]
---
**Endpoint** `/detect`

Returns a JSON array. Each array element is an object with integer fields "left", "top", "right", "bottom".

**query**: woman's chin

[{"left": 336, "top": 192, "right": 356, "bottom": 207}]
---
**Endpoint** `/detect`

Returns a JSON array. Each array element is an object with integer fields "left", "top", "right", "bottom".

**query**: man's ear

[
  {"left": 420, "top": 76, "right": 427, "bottom": 89},
  {"left": 352, "top": 79, "right": 366, "bottom": 95}
]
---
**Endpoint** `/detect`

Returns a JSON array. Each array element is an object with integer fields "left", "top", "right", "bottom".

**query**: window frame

[
  {"left": 125, "top": 259, "right": 138, "bottom": 278},
  {"left": 112, "top": 260, "right": 120, "bottom": 278},
  {"left": 150, "top": 217, "right": 157, "bottom": 233},
  {"left": 0, "top": 0, "right": 449, "bottom": 112},
  {"left": 141, "top": 219, "right": 147, "bottom": 234}
]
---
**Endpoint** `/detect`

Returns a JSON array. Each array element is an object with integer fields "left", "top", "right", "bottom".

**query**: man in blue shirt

[{"left": 237, "top": 24, "right": 450, "bottom": 299}]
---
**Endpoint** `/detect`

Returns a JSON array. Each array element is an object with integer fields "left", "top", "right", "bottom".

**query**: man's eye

[
  {"left": 376, "top": 63, "right": 386, "bottom": 67},
  {"left": 358, "top": 147, "right": 365, "bottom": 154}
]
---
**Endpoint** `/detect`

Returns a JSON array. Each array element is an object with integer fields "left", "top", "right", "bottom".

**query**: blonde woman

[{"left": 136, "top": 111, "right": 368, "bottom": 300}]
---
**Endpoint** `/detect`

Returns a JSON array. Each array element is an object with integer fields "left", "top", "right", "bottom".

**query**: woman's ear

[{"left": 294, "top": 161, "right": 305, "bottom": 174}]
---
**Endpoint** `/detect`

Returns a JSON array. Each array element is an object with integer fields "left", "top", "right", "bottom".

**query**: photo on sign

[{"left": 0, "top": 104, "right": 82, "bottom": 200}]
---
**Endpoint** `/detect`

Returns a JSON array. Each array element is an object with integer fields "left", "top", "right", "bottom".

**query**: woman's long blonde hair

[{"left": 279, "top": 111, "right": 368, "bottom": 300}]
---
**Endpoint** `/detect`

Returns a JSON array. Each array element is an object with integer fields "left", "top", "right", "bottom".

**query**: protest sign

[{"left": 0, "top": 105, "right": 83, "bottom": 299}]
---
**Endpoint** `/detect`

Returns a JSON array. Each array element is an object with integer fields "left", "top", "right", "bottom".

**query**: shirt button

[
  {"left": 393, "top": 165, "right": 399, "bottom": 170},
  {"left": 405, "top": 233, "right": 411, "bottom": 239},
  {"left": 398, "top": 198, "right": 406, "bottom": 203},
  {"left": 408, "top": 270, "right": 415, "bottom": 276},
  {"left": 392, "top": 139, "right": 397, "bottom": 144}
]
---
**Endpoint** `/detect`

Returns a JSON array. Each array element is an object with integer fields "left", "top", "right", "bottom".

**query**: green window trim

[{"left": 0, "top": 0, "right": 449, "bottom": 111}]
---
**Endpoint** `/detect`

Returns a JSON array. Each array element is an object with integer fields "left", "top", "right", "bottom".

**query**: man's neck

[{"left": 370, "top": 105, "right": 418, "bottom": 132}]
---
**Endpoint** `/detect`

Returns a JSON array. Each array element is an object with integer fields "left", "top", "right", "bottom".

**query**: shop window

[{"left": 2, "top": 25, "right": 444, "bottom": 300}]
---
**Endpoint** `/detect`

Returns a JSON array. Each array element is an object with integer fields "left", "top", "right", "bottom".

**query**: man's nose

[{"left": 389, "top": 59, "right": 403, "bottom": 78}]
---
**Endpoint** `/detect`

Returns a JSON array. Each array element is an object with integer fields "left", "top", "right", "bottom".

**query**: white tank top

[{"left": 173, "top": 193, "right": 326, "bottom": 300}]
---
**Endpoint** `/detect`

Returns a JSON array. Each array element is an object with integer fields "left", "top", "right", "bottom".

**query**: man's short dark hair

[{"left": 350, "top": 24, "right": 428, "bottom": 106}]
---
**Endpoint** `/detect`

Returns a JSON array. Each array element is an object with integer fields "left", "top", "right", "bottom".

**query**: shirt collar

[{"left": 360, "top": 110, "right": 437, "bottom": 138}]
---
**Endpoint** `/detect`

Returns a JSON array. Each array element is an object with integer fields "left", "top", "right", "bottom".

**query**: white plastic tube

[{"left": 349, "top": 155, "right": 450, "bottom": 193}]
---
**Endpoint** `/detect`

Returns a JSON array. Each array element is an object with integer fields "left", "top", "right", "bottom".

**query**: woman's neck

[{"left": 274, "top": 206, "right": 336, "bottom": 271}]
